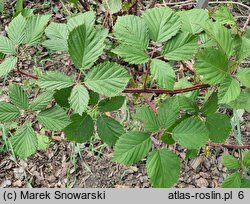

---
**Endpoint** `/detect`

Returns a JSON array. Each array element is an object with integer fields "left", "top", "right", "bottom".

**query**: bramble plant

[{"left": 0, "top": 5, "right": 250, "bottom": 188}]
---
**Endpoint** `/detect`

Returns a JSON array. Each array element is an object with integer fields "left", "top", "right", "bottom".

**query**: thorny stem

[
  {"left": 17, "top": 67, "right": 38, "bottom": 79},
  {"left": 123, "top": 84, "right": 210, "bottom": 95},
  {"left": 208, "top": 141, "right": 250, "bottom": 149}
]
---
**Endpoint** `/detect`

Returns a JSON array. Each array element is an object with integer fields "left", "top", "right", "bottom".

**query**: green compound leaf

[
  {"left": 201, "top": 21, "right": 233, "bottom": 57},
  {"left": 38, "top": 71, "right": 74, "bottom": 91},
  {"left": 37, "top": 105, "right": 70, "bottom": 131},
  {"left": 205, "top": 113, "right": 232, "bottom": 143},
  {"left": 67, "top": 11, "right": 95, "bottom": 32},
  {"left": 114, "top": 15, "right": 149, "bottom": 49},
  {"left": 43, "top": 22, "right": 68, "bottom": 52},
  {"left": 97, "top": 115, "right": 125, "bottom": 146},
  {"left": 7, "top": 13, "right": 27, "bottom": 45},
  {"left": 213, "top": 6, "right": 236, "bottom": 26},
  {"left": 9, "top": 123, "right": 38, "bottom": 159},
  {"left": 162, "top": 32, "right": 198, "bottom": 61},
  {"left": 142, "top": 7, "right": 181, "bottom": 43},
  {"left": 194, "top": 47, "right": 229, "bottom": 85},
  {"left": 201, "top": 92, "right": 218, "bottom": 116},
  {"left": 221, "top": 172, "right": 241, "bottom": 188},
  {"left": 150, "top": 59, "right": 175, "bottom": 90},
  {"left": 25, "top": 14, "right": 51, "bottom": 45},
  {"left": 237, "top": 68, "right": 250, "bottom": 88},
  {"left": 68, "top": 24, "right": 107, "bottom": 69},
  {"left": 85, "top": 62, "right": 131, "bottom": 97},
  {"left": 243, "top": 151, "right": 250, "bottom": 167},
  {"left": 8, "top": 84, "right": 29, "bottom": 110},
  {"left": 31, "top": 91, "right": 54, "bottom": 111},
  {"left": 0, "top": 102, "right": 20, "bottom": 122},
  {"left": 113, "top": 131, "right": 152, "bottom": 165},
  {"left": 0, "top": 56, "right": 17, "bottom": 77},
  {"left": 69, "top": 84, "right": 89, "bottom": 116},
  {"left": 64, "top": 114, "right": 94, "bottom": 143},
  {"left": 223, "top": 155, "right": 241, "bottom": 170},
  {"left": 172, "top": 117, "right": 209, "bottom": 149},
  {"left": 229, "top": 92, "right": 250, "bottom": 112},
  {"left": 177, "top": 8, "right": 209, "bottom": 34},
  {"left": 218, "top": 77, "right": 240, "bottom": 104},
  {"left": 99, "top": 96, "right": 125, "bottom": 112},
  {"left": 135, "top": 106, "right": 159, "bottom": 132},
  {"left": 146, "top": 149, "right": 180, "bottom": 188},
  {"left": 0, "top": 36, "right": 16, "bottom": 55},
  {"left": 112, "top": 44, "right": 149, "bottom": 64},
  {"left": 53, "top": 87, "right": 72, "bottom": 108}
]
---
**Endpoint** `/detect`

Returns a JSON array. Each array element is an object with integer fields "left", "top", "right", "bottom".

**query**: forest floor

[{"left": 0, "top": 0, "right": 250, "bottom": 188}]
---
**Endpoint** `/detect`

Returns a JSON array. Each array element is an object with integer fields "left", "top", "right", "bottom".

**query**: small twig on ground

[
  {"left": 242, "top": 14, "right": 250, "bottom": 34},
  {"left": 79, "top": 0, "right": 90, "bottom": 11}
]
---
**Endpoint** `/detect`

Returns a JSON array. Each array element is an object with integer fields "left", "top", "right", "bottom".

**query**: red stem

[
  {"left": 141, "top": 93, "right": 158, "bottom": 113},
  {"left": 208, "top": 142, "right": 250, "bottom": 149},
  {"left": 17, "top": 68, "right": 38, "bottom": 79},
  {"left": 123, "top": 84, "right": 210, "bottom": 95},
  {"left": 79, "top": 0, "right": 90, "bottom": 11}
]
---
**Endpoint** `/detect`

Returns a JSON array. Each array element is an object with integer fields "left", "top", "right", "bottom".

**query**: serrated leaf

[
  {"left": 114, "top": 15, "right": 149, "bottom": 49},
  {"left": 243, "top": 151, "right": 250, "bottom": 167},
  {"left": 37, "top": 105, "right": 70, "bottom": 131},
  {"left": 43, "top": 23, "right": 68, "bottom": 52},
  {"left": 161, "top": 132, "right": 175, "bottom": 145},
  {"left": 223, "top": 155, "right": 241, "bottom": 170},
  {"left": 8, "top": 84, "right": 29, "bottom": 110},
  {"left": 185, "top": 149, "right": 198, "bottom": 160},
  {"left": 162, "top": 32, "right": 198, "bottom": 61},
  {"left": 31, "top": 91, "right": 54, "bottom": 111},
  {"left": 0, "top": 56, "right": 17, "bottom": 77},
  {"left": 176, "top": 95, "right": 199, "bottom": 114},
  {"left": 9, "top": 123, "right": 38, "bottom": 159},
  {"left": 142, "top": 7, "right": 181, "bottom": 43},
  {"left": 64, "top": 114, "right": 94, "bottom": 143},
  {"left": 53, "top": 87, "right": 72, "bottom": 108},
  {"left": 218, "top": 77, "right": 240, "bottom": 104},
  {"left": 85, "top": 62, "right": 131, "bottom": 97},
  {"left": 97, "top": 115, "right": 125, "bottom": 146},
  {"left": 0, "top": 102, "right": 20, "bottom": 122},
  {"left": 68, "top": 24, "right": 107, "bottom": 69},
  {"left": 201, "top": 92, "right": 218, "bottom": 116},
  {"left": 237, "top": 68, "right": 250, "bottom": 88},
  {"left": 103, "top": 0, "right": 122, "bottom": 14},
  {"left": 241, "top": 179, "right": 250, "bottom": 188},
  {"left": 177, "top": 9, "right": 209, "bottom": 34},
  {"left": 229, "top": 92, "right": 250, "bottom": 112},
  {"left": 38, "top": 71, "right": 74, "bottom": 90},
  {"left": 89, "top": 91, "right": 99, "bottom": 106},
  {"left": 37, "top": 134, "right": 50, "bottom": 150},
  {"left": 172, "top": 117, "right": 209, "bottom": 149},
  {"left": 206, "top": 113, "right": 232, "bottom": 143},
  {"left": 221, "top": 172, "right": 241, "bottom": 188},
  {"left": 112, "top": 44, "right": 149, "bottom": 64},
  {"left": 234, "top": 36, "right": 250, "bottom": 60},
  {"left": 69, "top": 84, "right": 89, "bottom": 116},
  {"left": 135, "top": 106, "right": 159, "bottom": 132},
  {"left": 150, "top": 59, "right": 175, "bottom": 89},
  {"left": 25, "top": 14, "right": 51, "bottom": 45},
  {"left": 7, "top": 13, "right": 26, "bottom": 44},
  {"left": 213, "top": 6, "right": 236, "bottom": 26},
  {"left": 99, "top": 96, "right": 125, "bottom": 112},
  {"left": 113, "top": 131, "right": 152, "bottom": 165},
  {"left": 0, "top": 36, "right": 16, "bottom": 55},
  {"left": 67, "top": 11, "right": 95, "bottom": 32},
  {"left": 194, "top": 47, "right": 229, "bottom": 85},
  {"left": 201, "top": 21, "right": 233, "bottom": 56},
  {"left": 157, "top": 98, "right": 179, "bottom": 129},
  {"left": 146, "top": 149, "right": 180, "bottom": 188}
]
